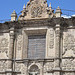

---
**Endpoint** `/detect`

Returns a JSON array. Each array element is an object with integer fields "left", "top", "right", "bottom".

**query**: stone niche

[{"left": 0, "top": 33, "right": 9, "bottom": 59}]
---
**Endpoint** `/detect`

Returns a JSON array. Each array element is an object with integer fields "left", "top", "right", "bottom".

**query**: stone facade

[{"left": 0, "top": 0, "right": 75, "bottom": 75}]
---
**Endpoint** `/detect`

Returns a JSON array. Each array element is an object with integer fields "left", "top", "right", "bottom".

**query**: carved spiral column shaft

[
  {"left": 54, "top": 24, "right": 61, "bottom": 75},
  {"left": 8, "top": 28, "right": 15, "bottom": 71}
]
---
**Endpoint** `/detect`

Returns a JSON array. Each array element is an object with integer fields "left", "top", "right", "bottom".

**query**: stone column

[
  {"left": 6, "top": 28, "right": 15, "bottom": 75},
  {"left": 54, "top": 24, "right": 61, "bottom": 75}
]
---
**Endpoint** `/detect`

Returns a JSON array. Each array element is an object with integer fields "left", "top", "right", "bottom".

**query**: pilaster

[
  {"left": 54, "top": 24, "right": 61, "bottom": 75},
  {"left": 40, "top": 61, "right": 44, "bottom": 75},
  {"left": 6, "top": 27, "right": 15, "bottom": 75}
]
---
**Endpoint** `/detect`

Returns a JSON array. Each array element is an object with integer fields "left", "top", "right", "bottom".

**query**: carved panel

[
  {"left": 19, "top": 0, "right": 48, "bottom": 19},
  {"left": 31, "top": 5, "right": 42, "bottom": 18},
  {"left": 44, "top": 62, "right": 54, "bottom": 72},
  {"left": 0, "top": 61, "right": 8, "bottom": 71},
  {"left": 15, "top": 63, "right": 28, "bottom": 74},
  {"left": 17, "top": 35, "right": 23, "bottom": 51},
  {"left": 15, "top": 63, "right": 21, "bottom": 72},
  {"left": 63, "top": 30, "right": 75, "bottom": 57},
  {"left": 0, "top": 33, "right": 9, "bottom": 58},
  {"left": 16, "top": 33, "right": 23, "bottom": 59},
  {"left": 63, "top": 72, "right": 74, "bottom": 75},
  {"left": 47, "top": 28, "right": 55, "bottom": 57},
  {"left": 62, "top": 59, "right": 75, "bottom": 70},
  {"left": 49, "top": 28, "right": 54, "bottom": 49}
]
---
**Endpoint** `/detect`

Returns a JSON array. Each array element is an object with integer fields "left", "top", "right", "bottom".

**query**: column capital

[
  {"left": 55, "top": 24, "right": 61, "bottom": 28},
  {"left": 9, "top": 27, "right": 15, "bottom": 36}
]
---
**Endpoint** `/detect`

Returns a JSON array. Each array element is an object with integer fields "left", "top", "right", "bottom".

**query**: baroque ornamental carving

[
  {"left": 19, "top": 0, "right": 49, "bottom": 19},
  {"left": 0, "top": 38, "right": 9, "bottom": 57},
  {"left": 63, "top": 33, "right": 75, "bottom": 57},
  {"left": 62, "top": 59, "right": 75, "bottom": 70},
  {"left": 0, "top": 38, "right": 8, "bottom": 47},
  {"left": 49, "top": 29, "right": 54, "bottom": 49},
  {"left": 44, "top": 62, "right": 54, "bottom": 72},
  {"left": 63, "top": 72, "right": 74, "bottom": 75},
  {"left": 0, "top": 61, "right": 7, "bottom": 71},
  {"left": 31, "top": 5, "right": 42, "bottom": 18},
  {"left": 17, "top": 34, "right": 23, "bottom": 51}
]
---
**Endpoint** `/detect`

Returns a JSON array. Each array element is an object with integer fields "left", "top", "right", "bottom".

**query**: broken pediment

[{"left": 19, "top": 0, "right": 54, "bottom": 20}]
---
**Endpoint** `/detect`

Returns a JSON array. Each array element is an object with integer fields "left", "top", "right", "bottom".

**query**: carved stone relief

[
  {"left": 0, "top": 61, "right": 8, "bottom": 71},
  {"left": 16, "top": 33, "right": 23, "bottom": 59},
  {"left": 15, "top": 63, "right": 21, "bottom": 72},
  {"left": 63, "top": 31, "right": 75, "bottom": 57},
  {"left": 0, "top": 33, "right": 9, "bottom": 58},
  {"left": 17, "top": 35, "right": 23, "bottom": 51},
  {"left": 44, "top": 62, "right": 54, "bottom": 72},
  {"left": 31, "top": 5, "right": 42, "bottom": 18},
  {"left": 49, "top": 28, "right": 54, "bottom": 49},
  {"left": 62, "top": 59, "right": 75, "bottom": 70},
  {"left": 47, "top": 28, "right": 55, "bottom": 57},
  {"left": 63, "top": 72, "right": 74, "bottom": 75},
  {"left": 19, "top": 0, "right": 48, "bottom": 19}
]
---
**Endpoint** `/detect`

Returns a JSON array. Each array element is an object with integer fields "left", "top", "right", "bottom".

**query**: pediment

[{"left": 19, "top": 0, "right": 49, "bottom": 20}]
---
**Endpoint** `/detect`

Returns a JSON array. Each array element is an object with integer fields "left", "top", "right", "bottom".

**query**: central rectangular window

[{"left": 28, "top": 35, "right": 46, "bottom": 59}]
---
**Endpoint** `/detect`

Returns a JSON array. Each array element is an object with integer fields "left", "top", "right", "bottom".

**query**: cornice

[{"left": 0, "top": 17, "right": 75, "bottom": 30}]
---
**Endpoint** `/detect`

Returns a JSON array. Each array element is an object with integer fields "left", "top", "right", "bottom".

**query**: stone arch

[
  {"left": 28, "top": 63, "right": 41, "bottom": 70},
  {"left": 28, "top": 64, "right": 41, "bottom": 75}
]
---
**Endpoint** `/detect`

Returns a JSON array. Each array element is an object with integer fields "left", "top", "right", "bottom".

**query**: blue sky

[{"left": 0, "top": 0, "right": 75, "bottom": 22}]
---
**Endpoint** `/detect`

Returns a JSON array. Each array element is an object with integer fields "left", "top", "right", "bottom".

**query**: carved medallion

[{"left": 31, "top": 5, "right": 42, "bottom": 18}]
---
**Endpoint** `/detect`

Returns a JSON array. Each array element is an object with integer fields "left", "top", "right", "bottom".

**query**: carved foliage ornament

[
  {"left": 0, "top": 38, "right": 9, "bottom": 57},
  {"left": 44, "top": 62, "right": 54, "bottom": 72},
  {"left": 0, "top": 61, "right": 7, "bottom": 71},
  {"left": 63, "top": 34, "right": 75, "bottom": 57},
  {"left": 63, "top": 72, "right": 74, "bottom": 75},
  {"left": 62, "top": 59, "right": 75, "bottom": 70},
  {"left": 49, "top": 29, "right": 54, "bottom": 49},
  {"left": 31, "top": 5, "right": 42, "bottom": 18},
  {"left": 17, "top": 35, "right": 23, "bottom": 51}
]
